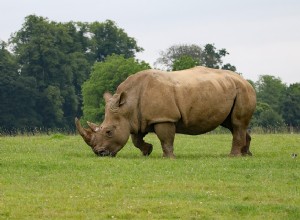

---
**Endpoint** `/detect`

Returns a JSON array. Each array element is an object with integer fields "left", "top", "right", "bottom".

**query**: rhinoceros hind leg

[
  {"left": 154, "top": 122, "right": 176, "bottom": 158},
  {"left": 241, "top": 132, "right": 252, "bottom": 156},
  {"left": 229, "top": 127, "right": 246, "bottom": 156},
  {"left": 224, "top": 92, "right": 254, "bottom": 156},
  {"left": 221, "top": 117, "right": 242, "bottom": 156},
  {"left": 131, "top": 133, "right": 153, "bottom": 156},
  {"left": 222, "top": 118, "right": 249, "bottom": 156}
]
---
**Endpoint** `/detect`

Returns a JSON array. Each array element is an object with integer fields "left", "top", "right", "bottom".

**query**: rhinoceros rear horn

[
  {"left": 87, "top": 121, "right": 100, "bottom": 132},
  {"left": 75, "top": 117, "right": 92, "bottom": 142}
]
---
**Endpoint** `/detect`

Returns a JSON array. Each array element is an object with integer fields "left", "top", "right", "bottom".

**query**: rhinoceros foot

[{"left": 141, "top": 143, "right": 153, "bottom": 156}]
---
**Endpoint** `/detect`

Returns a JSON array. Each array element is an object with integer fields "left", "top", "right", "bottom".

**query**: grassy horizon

[{"left": 1, "top": 133, "right": 299, "bottom": 219}]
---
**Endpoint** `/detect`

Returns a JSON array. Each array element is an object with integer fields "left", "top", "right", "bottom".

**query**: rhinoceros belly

[
  {"left": 175, "top": 97, "right": 234, "bottom": 134},
  {"left": 174, "top": 78, "right": 236, "bottom": 135}
]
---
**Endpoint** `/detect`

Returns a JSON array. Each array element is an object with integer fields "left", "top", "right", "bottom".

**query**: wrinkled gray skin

[{"left": 76, "top": 66, "right": 256, "bottom": 158}]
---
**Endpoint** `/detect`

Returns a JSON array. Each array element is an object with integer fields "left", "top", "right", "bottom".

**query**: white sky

[{"left": 1, "top": 0, "right": 300, "bottom": 84}]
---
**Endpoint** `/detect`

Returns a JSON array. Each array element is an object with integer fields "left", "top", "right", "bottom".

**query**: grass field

[{"left": 1, "top": 133, "right": 299, "bottom": 219}]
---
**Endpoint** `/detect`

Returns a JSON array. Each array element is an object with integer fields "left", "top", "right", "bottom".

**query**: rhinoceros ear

[
  {"left": 87, "top": 121, "right": 100, "bottom": 132},
  {"left": 104, "top": 92, "right": 113, "bottom": 103},
  {"left": 110, "top": 92, "right": 126, "bottom": 110},
  {"left": 118, "top": 92, "right": 126, "bottom": 106}
]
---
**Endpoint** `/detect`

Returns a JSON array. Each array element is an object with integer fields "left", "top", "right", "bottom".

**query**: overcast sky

[{"left": 1, "top": 0, "right": 300, "bottom": 84}]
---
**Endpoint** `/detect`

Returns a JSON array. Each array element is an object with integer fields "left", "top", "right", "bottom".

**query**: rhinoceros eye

[{"left": 106, "top": 129, "right": 113, "bottom": 137}]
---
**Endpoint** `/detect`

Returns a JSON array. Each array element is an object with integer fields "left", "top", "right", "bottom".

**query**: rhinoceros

[{"left": 75, "top": 66, "right": 256, "bottom": 158}]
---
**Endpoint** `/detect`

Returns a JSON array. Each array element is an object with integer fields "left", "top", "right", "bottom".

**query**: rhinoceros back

[{"left": 116, "top": 66, "right": 255, "bottom": 134}]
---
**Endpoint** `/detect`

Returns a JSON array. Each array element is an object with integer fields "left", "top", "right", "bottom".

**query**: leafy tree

[
  {"left": 82, "top": 55, "right": 150, "bottom": 122},
  {"left": 10, "top": 15, "right": 79, "bottom": 128},
  {"left": 8, "top": 15, "right": 145, "bottom": 130},
  {"left": 255, "top": 75, "right": 287, "bottom": 113},
  {"left": 156, "top": 43, "right": 235, "bottom": 71},
  {"left": 251, "top": 102, "right": 284, "bottom": 129},
  {"left": 201, "top": 43, "right": 228, "bottom": 69},
  {"left": 0, "top": 42, "right": 19, "bottom": 129},
  {"left": 40, "top": 85, "right": 64, "bottom": 127},
  {"left": 222, "top": 63, "right": 237, "bottom": 72},
  {"left": 257, "top": 109, "right": 285, "bottom": 129},
  {"left": 172, "top": 55, "right": 200, "bottom": 71},
  {"left": 0, "top": 41, "right": 17, "bottom": 75},
  {"left": 155, "top": 44, "right": 202, "bottom": 70},
  {"left": 281, "top": 83, "right": 300, "bottom": 127},
  {"left": 0, "top": 41, "right": 40, "bottom": 131},
  {"left": 89, "top": 20, "right": 143, "bottom": 61}
]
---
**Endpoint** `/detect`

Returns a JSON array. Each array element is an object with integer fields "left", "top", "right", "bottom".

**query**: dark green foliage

[
  {"left": 258, "top": 109, "right": 284, "bottom": 128},
  {"left": 251, "top": 76, "right": 300, "bottom": 129},
  {"left": 10, "top": 15, "right": 91, "bottom": 129},
  {"left": 281, "top": 83, "right": 300, "bottom": 126},
  {"left": 255, "top": 75, "right": 287, "bottom": 112},
  {"left": 0, "top": 15, "right": 143, "bottom": 131},
  {"left": 89, "top": 20, "right": 143, "bottom": 61},
  {"left": 0, "top": 41, "right": 40, "bottom": 130},
  {"left": 251, "top": 75, "right": 294, "bottom": 129},
  {"left": 251, "top": 102, "right": 285, "bottom": 129},
  {"left": 156, "top": 43, "right": 236, "bottom": 72},
  {"left": 82, "top": 55, "right": 150, "bottom": 122},
  {"left": 156, "top": 44, "right": 202, "bottom": 70},
  {"left": 172, "top": 55, "right": 200, "bottom": 71},
  {"left": 201, "top": 43, "right": 228, "bottom": 69},
  {"left": 222, "top": 63, "right": 237, "bottom": 72}
]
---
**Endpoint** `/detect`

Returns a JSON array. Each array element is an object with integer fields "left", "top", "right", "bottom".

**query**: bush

[{"left": 82, "top": 54, "right": 150, "bottom": 123}]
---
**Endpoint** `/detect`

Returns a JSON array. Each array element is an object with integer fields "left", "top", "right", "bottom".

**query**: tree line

[
  {"left": 0, "top": 15, "right": 299, "bottom": 134},
  {"left": 0, "top": 15, "right": 142, "bottom": 133},
  {"left": 82, "top": 46, "right": 300, "bottom": 133}
]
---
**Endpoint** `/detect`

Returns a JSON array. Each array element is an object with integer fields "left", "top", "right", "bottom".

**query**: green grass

[{"left": 1, "top": 133, "right": 300, "bottom": 219}]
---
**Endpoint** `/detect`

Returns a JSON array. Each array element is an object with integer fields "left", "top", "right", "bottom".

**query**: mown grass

[{"left": 1, "top": 133, "right": 299, "bottom": 219}]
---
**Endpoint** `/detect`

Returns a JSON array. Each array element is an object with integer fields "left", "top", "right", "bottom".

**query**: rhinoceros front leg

[
  {"left": 131, "top": 133, "right": 153, "bottom": 156},
  {"left": 154, "top": 122, "right": 176, "bottom": 158}
]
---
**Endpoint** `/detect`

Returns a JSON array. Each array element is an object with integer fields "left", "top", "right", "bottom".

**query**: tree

[
  {"left": 10, "top": 15, "right": 82, "bottom": 128},
  {"left": 0, "top": 41, "right": 17, "bottom": 75},
  {"left": 155, "top": 43, "right": 235, "bottom": 71},
  {"left": 222, "top": 63, "right": 237, "bottom": 72},
  {"left": 0, "top": 41, "right": 40, "bottom": 131},
  {"left": 8, "top": 15, "right": 144, "bottom": 130},
  {"left": 251, "top": 102, "right": 284, "bottom": 129},
  {"left": 0, "top": 42, "right": 19, "bottom": 130},
  {"left": 89, "top": 20, "right": 143, "bottom": 61},
  {"left": 201, "top": 43, "right": 228, "bottom": 69},
  {"left": 172, "top": 55, "right": 200, "bottom": 71},
  {"left": 155, "top": 44, "right": 202, "bottom": 70},
  {"left": 255, "top": 75, "right": 287, "bottom": 113},
  {"left": 281, "top": 83, "right": 300, "bottom": 127},
  {"left": 257, "top": 109, "right": 285, "bottom": 129},
  {"left": 82, "top": 55, "right": 150, "bottom": 122}
]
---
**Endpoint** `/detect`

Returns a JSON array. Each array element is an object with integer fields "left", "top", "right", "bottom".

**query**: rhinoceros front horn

[{"left": 75, "top": 117, "right": 91, "bottom": 143}]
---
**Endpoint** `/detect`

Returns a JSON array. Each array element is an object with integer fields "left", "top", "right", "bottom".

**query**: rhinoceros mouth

[{"left": 96, "top": 150, "right": 116, "bottom": 157}]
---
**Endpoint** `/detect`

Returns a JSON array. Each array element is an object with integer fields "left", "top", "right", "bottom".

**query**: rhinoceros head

[{"left": 75, "top": 92, "right": 130, "bottom": 157}]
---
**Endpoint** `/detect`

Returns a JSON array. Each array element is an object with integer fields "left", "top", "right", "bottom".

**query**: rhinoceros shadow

[
  {"left": 176, "top": 153, "right": 229, "bottom": 160},
  {"left": 104, "top": 152, "right": 229, "bottom": 160}
]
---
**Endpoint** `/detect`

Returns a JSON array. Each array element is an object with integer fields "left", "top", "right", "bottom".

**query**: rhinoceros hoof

[{"left": 142, "top": 144, "right": 153, "bottom": 156}]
